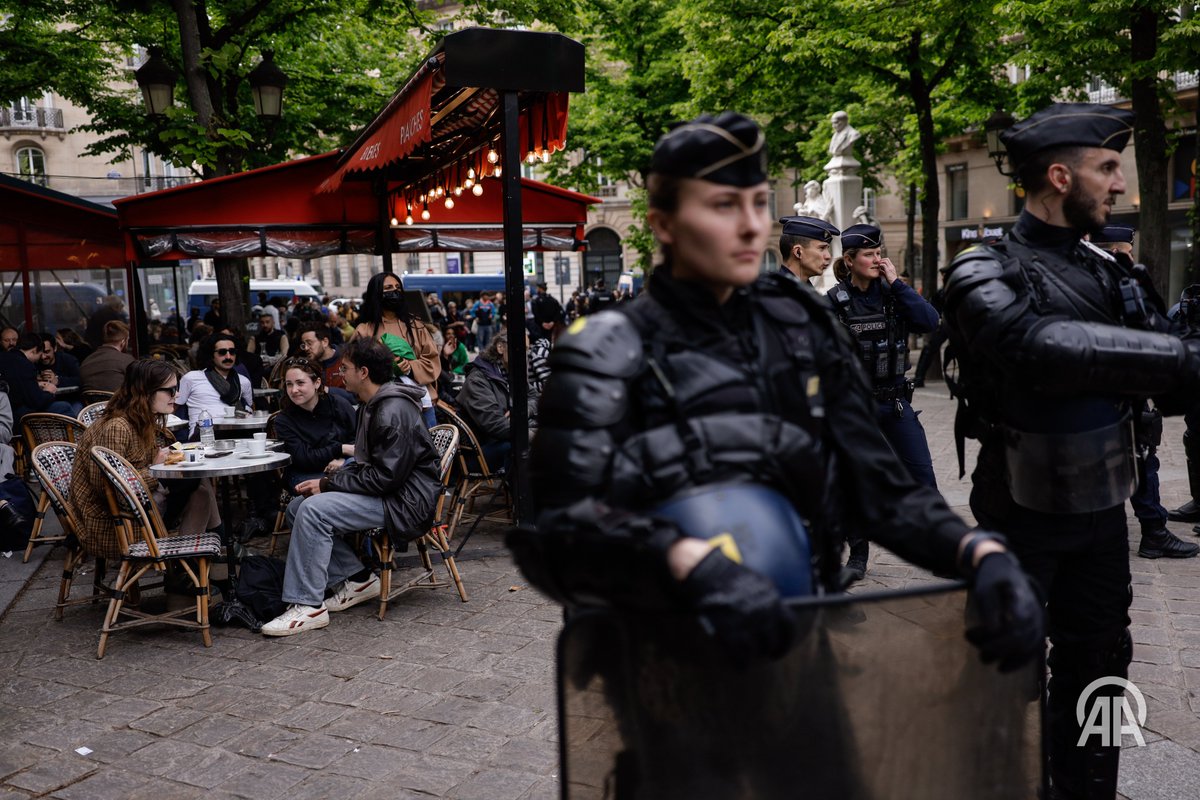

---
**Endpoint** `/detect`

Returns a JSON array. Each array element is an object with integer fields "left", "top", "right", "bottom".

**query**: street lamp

[
  {"left": 134, "top": 46, "right": 178, "bottom": 117},
  {"left": 984, "top": 109, "right": 1016, "bottom": 177},
  {"left": 247, "top": 50, "right": 288, "bottom": 120}
]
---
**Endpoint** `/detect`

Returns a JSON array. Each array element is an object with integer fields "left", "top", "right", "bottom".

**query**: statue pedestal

[{"left": 815, "top": 158, "right": 863, "bottom": 293}]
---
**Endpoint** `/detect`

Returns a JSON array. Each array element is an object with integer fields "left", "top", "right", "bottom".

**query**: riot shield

[{"left": 559, "top": 584, "right": 1043, "bottom": 800}]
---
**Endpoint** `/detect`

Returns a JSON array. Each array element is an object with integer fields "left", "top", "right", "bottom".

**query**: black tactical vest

[{"left": 829, "top": 280, "right": 907, "bottom": 388}]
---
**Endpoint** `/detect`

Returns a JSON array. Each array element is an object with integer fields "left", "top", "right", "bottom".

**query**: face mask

[{"left": 381, "top": 290, "right": 404, "bottom": 310}]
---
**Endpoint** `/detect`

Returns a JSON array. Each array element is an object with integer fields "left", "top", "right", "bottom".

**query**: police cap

[
  {"left": 841, "top": 224, "right": 882, "bottom": 249},
  {"left": 650, "top": 112, "right": 768, "bottom": 187},
  {"left": 1000, "top": 103, "right": 1134, "bottom": 168},
  {"left": 779, "top": 216, "right": 839, "bottom": 243},
  {"left": 1092, "top": 224, "right": 1135, "bottom": 245}
]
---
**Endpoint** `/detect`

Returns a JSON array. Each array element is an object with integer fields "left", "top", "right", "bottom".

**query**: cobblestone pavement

[{"left": 2, "top": 386, "right": 1199, "bottom": 798}]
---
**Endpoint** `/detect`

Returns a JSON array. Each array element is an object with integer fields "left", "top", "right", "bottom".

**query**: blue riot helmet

[{"left": 654, "top": 483, "right": 814, "bottom": 598}]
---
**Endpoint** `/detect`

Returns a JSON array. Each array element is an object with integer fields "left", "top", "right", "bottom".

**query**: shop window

[{"left": 947, "top": 164, "right": 968, "bottom": 221}]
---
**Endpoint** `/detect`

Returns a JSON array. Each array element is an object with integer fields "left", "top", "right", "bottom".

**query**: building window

[
  {"left": 947, "top": 163, "right": 968, "bottom": 221},
  {"left": 1172, "top": 131, "right": 1196, "bottom": 201},
  {"left": 862, "top": 187, "right": 876, "bottom": 219},
  {"left": 16, "top": 146, "right": 46, "bottom": 186}
]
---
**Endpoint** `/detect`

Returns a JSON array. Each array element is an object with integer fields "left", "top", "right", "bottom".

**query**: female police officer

[{"left": 512, "top": 111, "right": 1041, "bottom": 671}]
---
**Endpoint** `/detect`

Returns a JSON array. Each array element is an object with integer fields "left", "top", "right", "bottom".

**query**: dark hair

[
  {"left": 106, "top": 359, "right": 179, "bottom": 454},
  {"left": 835, "top": 249, "right": 861, "bottom": 282},
  {"left": 1016, "top": 145, "right": 1085, "bottom": 196},
  {"left": 16, "top": 331, "right": 42, "bottom": 351},
  {"left": 279, "top": 357, "right": 326, "bottom": 411},
  {"left": 103, "top": 320, "right": 129, "bottom": 344},
  {"left": 779, "top": 233, "right": 817, "bottom": 261},
  {"left": 646, "top": 172, "right": 683, "bottom": 213},
  {"left": 38, "top": 332, "right": 55, "bottom": 349},
  {"left": 57, "top": 329, "right": 85, "bottom": 348},
  {"left": 358, "top": 272, "right": 408, "bottom": 329},
  {"left": 198, "top": 332, "right": 238, "bottom": 367},
  {"left": 297, "top": 322, "right": 332, "bottom": 343},
  {"left": 479, "top": 327, "right": 509, "bottom": 366},
  {"left": 341, "top": 337, "right": 393, "bottom": 385}
]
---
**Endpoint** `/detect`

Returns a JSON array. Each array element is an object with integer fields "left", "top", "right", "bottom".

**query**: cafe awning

[
  {"left": 114, "top": 151, "right": 599, "bottom": 261},
  {"left": 0, "top": 172, "right": 125, "bottom": 271}
]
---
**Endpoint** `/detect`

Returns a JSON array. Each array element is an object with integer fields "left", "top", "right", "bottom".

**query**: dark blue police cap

[
  {"left": 779, "top": 216, "right": 839, "bottom": 243},
  {"left": 1000, "top": 103, "right": 1134, "bottom": 168},
  {"left": 1092, "top": 224, "right": 1135, "bottom": 245},
  {"left": 841, "top": 224, "right": 881, "bottom": 249},
  {"left": 650, "top": 112, "right": 768, "bottom": 187}
]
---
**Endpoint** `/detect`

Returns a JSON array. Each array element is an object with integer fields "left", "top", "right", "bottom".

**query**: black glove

[
  {"left": 679, "top": 549, "right": 795, "bottom": 663},
  {"left": 965, "top": 551, "right": 1044, "bottom": 672}
]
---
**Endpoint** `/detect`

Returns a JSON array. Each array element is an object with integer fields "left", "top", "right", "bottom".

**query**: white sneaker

[
  {"left": 325, "top": 575, "right": 381, "bottom": 613},
  {"left": 261, "top": 604, "right": 329, "bottom": 636}
]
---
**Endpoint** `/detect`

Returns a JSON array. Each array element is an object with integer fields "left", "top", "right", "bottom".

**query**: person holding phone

[{"left": 828, "top": 225, "right": 940, "bottom": 581}]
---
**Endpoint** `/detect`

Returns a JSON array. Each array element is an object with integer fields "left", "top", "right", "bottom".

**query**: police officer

[
  {"left": 513, "top": 112, "right": 1041, "bottom": 681},
  {"left": 1090, "top": 224, "right": 1198, "bottom": 560},
  {"left": 586, "top": 277, "right": 615, "bottom": 314},
  {"left": 778, "top": 215, "right": 839, "bottom": 284},
  {"left": 828, "top": 224, "right": 940, "bottom": 580},
  {"left": 942, "top": 103, "right": 1200, "bottom": 799}
]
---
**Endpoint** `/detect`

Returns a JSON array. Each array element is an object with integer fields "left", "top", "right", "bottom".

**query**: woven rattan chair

[
  {"left": 435, "top": 400, "right": 511, "bottom": 552},
  {"left": 30, "top": 442, "right": 112, "bottom": 620},
  {"left": 78, "top": 402, "right": 108, "bottom": 427},
  {"left": 364, "top": 423, "right": 467, "bottom": 619},
  {"left": 81, "top": 390, "right": 114, "bottom": 407},
  {"left": 20, "top": 413, "right": 87, "bottom": 562},
  {"left": 90, "top": 445, "right": 221, "bottom": 659}
]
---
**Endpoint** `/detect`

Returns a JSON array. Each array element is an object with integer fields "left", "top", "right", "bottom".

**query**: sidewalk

[{"left": 1, "top": 387, "right": 1198, "bottom": 798}]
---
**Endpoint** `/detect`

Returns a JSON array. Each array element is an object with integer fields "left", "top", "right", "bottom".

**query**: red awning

[
  {"left": 114, "top": 152, "right": 599, "bottom": 261},
  {"left": 0, "top": 173, "right": 125, "bottom": 271}
]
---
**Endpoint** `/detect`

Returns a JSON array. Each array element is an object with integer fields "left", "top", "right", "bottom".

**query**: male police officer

[
  {"left": 778, "top": 216, "right": 839, "bottom": 284},
  {"left": 942, "top": 103, "right": 1200, "bottom": 799}
]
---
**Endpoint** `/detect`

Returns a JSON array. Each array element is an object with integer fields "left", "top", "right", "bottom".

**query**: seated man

[
  {"left": 253, "top": 311, "right": 289, "bottom": 360},
  {"left": 79, "top": 321, "right": 134, "bottom": 394},
  {"left": 176, "top": 332, "right": 253, "bottom": 436},
  {"left": 38, "top": 332, "right": 81, "bottom": 390},
  {"left": 261, "top": 338, "right": 441, "bottom": 636},
  {"left": 0, "top": 332, "right": 79, "bottom": 420},
  {"left": 296, "top": 322, "right": 351, "bottom": 402}
]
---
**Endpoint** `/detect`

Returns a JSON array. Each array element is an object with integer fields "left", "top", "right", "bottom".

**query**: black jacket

[
  {"left": 457, "top": 357, "right": 512, "bottom": 444},
  {"left": 322, "top": 382, "right": 440, "bottom": 543},
  {"left": 274, "top": 392, "right": 357, "bottom": 484},
  {"left": 0, "top": 350, "right": 55, "bottom": 418}
]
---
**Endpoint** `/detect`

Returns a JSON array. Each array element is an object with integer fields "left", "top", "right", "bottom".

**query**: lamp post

[
  {"left": 984, "top": 109, "right": 1016, "bottom": 177},
  {"left": 247, "top": 50, "right": 288, "bottom": 128},
  {"left": 133, "top": 47, "right": 178, "bottom": 117}
]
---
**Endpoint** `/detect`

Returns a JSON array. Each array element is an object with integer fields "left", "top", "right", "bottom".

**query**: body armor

[{"left": 829, "top": 280, "right": 909, "bottom": 397}]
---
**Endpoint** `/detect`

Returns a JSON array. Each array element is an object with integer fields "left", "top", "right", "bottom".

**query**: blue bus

[{"left": 399, "top": 273, "right": 534, "bottom": 307}]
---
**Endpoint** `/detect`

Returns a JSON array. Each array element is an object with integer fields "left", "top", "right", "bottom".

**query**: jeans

[
  {"left": 281, "top": 491, "right": 385, "bottom": 607},
  {"left": 476, "top": 323, "right": 495, "bottom": 352}
]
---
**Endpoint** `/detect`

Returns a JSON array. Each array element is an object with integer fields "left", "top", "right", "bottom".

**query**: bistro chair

[
  {"left": 78, "top": 402, "right": 108, "bottom": 427},
  {"left": 20, "top": 413, "right": 87, "bottom": 562},
  {"left": 90, "top": 446, "right": 221, "bottom": 659},
  {"left": 435, "top": 400, "right": 512, "bottom": 553},
  {"left": 80, "top": 390, "right": 114, "bottom": 407},
  {"left": 264, "top": 411, "right": 296, "bottom": 557},
  {"left": 364, "top": 423, "right": 468, "bottom": 620},
  {"left": 30, "top": 442, "right": 111, "bottom": 620}
]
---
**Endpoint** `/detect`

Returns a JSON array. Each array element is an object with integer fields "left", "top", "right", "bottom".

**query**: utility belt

[
  {"left": 1002, "top": 413, "right": 1137, "bottom": 514},
  {"left": 872, "top": 380, "right": 915, "bottom": 403}
]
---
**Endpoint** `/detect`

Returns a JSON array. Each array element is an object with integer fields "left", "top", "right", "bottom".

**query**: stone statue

[
  {"left": 793, "top": 180, "right": 834, "bottom": 222},
  {"left": 851, "top": 204, "right": 877, "bottom": 226},
  {"left": 828, "top": 111, "right": 860, "bottom": 159}
]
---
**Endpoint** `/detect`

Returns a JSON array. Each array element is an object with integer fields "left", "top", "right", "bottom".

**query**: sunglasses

[
  {"left": 156, "top": 385, "right": 179, "bottom": 396},
  {"left": 215, "top": 348, "right": 237, "bottom": 356}
]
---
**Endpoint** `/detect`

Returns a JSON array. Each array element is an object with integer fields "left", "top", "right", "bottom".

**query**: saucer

[{"left": 239, "top": 452, "right": 272, "bottom": 460}]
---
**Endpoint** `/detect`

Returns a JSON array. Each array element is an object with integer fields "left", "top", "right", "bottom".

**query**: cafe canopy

[{"left": 0, "top": 173, "right": 124, "bottom": 272}]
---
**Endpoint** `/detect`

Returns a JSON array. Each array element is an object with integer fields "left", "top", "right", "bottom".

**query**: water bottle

[{"left": 199, "top": 409, "right": 215, "bottom": 449}]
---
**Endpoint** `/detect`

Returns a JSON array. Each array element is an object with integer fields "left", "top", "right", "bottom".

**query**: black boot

[
  {"left": 840, "top": 540, "right": 869, "bottom": 585},
  {"left": 1137, "top": 525, "right": 1200, "bottom": 559},
  {"left": 1168, "top": 431, "right": 1200, "bottom": 522}
]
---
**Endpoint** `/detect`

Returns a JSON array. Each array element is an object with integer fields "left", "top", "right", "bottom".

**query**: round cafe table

[
  {"left": 211, "top": 415, "right": 270, "bottom": 434},
  {"left": 151, "top": 447, "right": 290, "bottom": 589}
]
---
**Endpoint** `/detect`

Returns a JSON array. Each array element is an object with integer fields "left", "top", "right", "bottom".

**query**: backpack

[
  {"left": 212, "top": 555, "right": 287, "bottom": 630},
  {"left": 0, "top": 474, "right": 35, "bottom": 552}
]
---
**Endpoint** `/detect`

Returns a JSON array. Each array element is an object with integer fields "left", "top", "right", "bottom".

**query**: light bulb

[
  {"left": 472, "top": 183, "right": 483, "bottom": 196},
  {"left": 467, "top": 167, "right": 476, "bottom": 180},
  {"left": 444, "top": 197, "right": 455, "bottom": 210},
  {"left": 390, "top": 216, "right": 399, "bottom": 226},
  {"left": 464, "top": 177, "right": 474, "bottom": 189},
  {"left": 493, "top": 165, "right": 502, "bottom": 177},
  {"left": 405, "top": 214, "right": 413, "bottom": 225},
  {"left": 541, "top": 149, "right": 551, "bottom": 163},
  {"left": 454, "top": 186, "right": 463, "bottom": 196},
  {"left": 526, "top": 151, "right": 537, "bottom": 164},
  {"left": 421, "top": 208, "right": 430, "bottom": 221},
  {"left": 487, "top": 148, "right": 498, "bottom": 164}
]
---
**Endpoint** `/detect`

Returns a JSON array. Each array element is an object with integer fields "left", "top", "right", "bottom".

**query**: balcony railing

[
  {"left": 1086, "top": 71, "right": 1199, "bottom": 105},
  {"left": 0, "top": 106, "right": 65, "bottom": 131}
]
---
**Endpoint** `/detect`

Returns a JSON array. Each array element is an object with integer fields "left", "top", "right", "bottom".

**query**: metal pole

[{"left": 501, "top": 91, "right": 532, "bottom": 523}]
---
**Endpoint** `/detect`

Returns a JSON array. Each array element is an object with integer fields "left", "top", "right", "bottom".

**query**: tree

[
  {"left": 0, "top": 0, "right": 433, "bottom": 330},
  {"left": 1002, "top": 1, "right": 1200, "bottom": 297}
]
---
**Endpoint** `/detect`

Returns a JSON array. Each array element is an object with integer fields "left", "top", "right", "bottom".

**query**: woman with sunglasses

[
  {"left": 71, "top": 359, "right": 220, "bottom": 560},
  {"left": 274, "top": 357, "right": 356, "bottom": 489},
  {"left": 354, "top": 272, "right": 440, "bottom": 427}
]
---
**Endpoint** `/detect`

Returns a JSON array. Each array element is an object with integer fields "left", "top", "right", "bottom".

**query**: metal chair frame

[
  {"left": 436, "top": 400, "right": 512, "bottom": 554},
  {"left": 20, "top": 413, "right": 87, "bottom": 562}
]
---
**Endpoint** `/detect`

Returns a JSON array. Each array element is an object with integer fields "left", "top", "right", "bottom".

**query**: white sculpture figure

[
  {"left": 793, "top": 180, "right": 834, "bottom": 222},
  {"left": 828, "top": 111, "right": 860, "bottom": 158},
  {"left": 851, "top": 204, "right": 877, "bottom": 226}
]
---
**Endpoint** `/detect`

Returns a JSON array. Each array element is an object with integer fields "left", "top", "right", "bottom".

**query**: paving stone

[
  {"left": 388, "top": 752, "right": 470, "bottom": 796},
  {"left": 4, "top": 753, "right": 97, "bottom": 794},
  {"left": 325, "top": 743, "right": 407, "bottom": 781},
  {"left": 268, "top": 732, "right": 357, "bottom": 770},
  {"left": 489, "top": 736, "right": 558, "bottom": 774},
  {"left": 0, "top": 744, "right": 55, "bottom": 782},
  {"left": 285, "top": 773, "right": 372, "bottom": 800},
  {"left": 215, "top": 761, "right": 309, "bottom": 799},
  {"left": 427, "top": 726, "right": 509, "bottom": 761},
  {"left": 450, "top": 767, "right": 538, "bottom": 800},
  {"left": 128, "top": 705, "right": 209, "bottom": 737},
  {"left": 49, "top": 768, "right": 150, "bottom": 800},
  {"left": 172, "top": 714, "right": 257, "bottom": 747},
  {"left": 274, "top": 701, "right": 352, "bottom": 732}
]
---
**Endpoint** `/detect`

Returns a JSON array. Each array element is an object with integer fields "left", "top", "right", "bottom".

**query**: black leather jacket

[{"left": 322, "top": 382, "right": 440, "bottom": 544}]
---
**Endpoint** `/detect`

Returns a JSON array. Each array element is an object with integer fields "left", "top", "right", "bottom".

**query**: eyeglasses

[
  {"left": 156, "top": 385, "right": 179, "bottom": 396},
  {"left": 215, "top": 348, "right": 237, "bottom": 356}
]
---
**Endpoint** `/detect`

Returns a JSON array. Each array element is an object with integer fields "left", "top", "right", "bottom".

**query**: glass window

[
  {"left": 946, "top": 164, "right": 968, "bottom": 221},
  {"left": 16, "top": 146, "right": 47, "bottom": 186},
  {"left": 1172, "top": 133, "right": 1196, "bottom": 201}
]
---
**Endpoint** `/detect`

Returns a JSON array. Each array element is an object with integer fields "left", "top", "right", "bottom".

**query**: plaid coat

[{"left": 69, "top": 416, "right": 158, "bottom": 559}]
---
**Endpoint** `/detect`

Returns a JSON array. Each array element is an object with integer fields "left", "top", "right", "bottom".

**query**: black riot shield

[{"left": 559, "top": 583, "right": 1043, "bottom": 800}]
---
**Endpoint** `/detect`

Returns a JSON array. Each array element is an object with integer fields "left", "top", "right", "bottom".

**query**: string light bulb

[
  {"left": 444, "top": 196, "right": 455, "bottom": 210},
  {"left": 405, "top": 213, "right": 414, "bottom": 225},
  {"left": 526, "top": 150, "right": 537, "bottom": 164},
  {"left": 467, "top": 167, "right": 476, "bottom": 180},
  {"left": 390, "top": 216, "right": 399, "bottom": 226},
  {"left": 493, "top": 165, "right": 502, "bottom": 178},
  {"left": 541, "top": 148, "right": 551, "bottom": 163},
  {"left": 421, "top": 207, "right": 431, "bottom": 221},
  {"left": 487, "top": 147, "right": 499, "bottom": 164},
  {"left": 472, "top": 183, "right": 483, "bottom": 196}
]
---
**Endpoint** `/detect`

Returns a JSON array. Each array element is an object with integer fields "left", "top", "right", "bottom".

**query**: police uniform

[
  {"left": 512, "top": 112, "right": 1040, "bottom": 677},
  {"left": 777, "top": 216, "right": 839, "bottom": 282},
  {"left": 828, "top": 224, "right": 940, "bottom": 489},
  {"left": 942, "top": 103, "right": 1200, "bottom": 798}
]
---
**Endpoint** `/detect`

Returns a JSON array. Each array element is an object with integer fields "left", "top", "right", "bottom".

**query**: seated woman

[
  {"left": 273, "top": 358, "right": 356, "bottom": 489},
  {"left": 457, "top": 329, "right": 536, "bottom": 471},
  {"left": 71, "top": 360, "right": 220, "bottom": 560}
]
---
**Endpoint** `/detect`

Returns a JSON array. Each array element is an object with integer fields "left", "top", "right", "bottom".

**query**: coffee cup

[
  {"left": 248, "top": 438, "right": 267, "bottom": 456},
  {"left": 223, "top": 406, "right": 236, "bottom": 418}
]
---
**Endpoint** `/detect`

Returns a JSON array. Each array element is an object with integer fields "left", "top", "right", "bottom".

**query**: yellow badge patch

[
  {"left": 806, "top": 375, "right": 820, "bottom": 398},
  {"left": 567, "top": 317, "right": 588, "bottom": 335},
  {"left": 706, "top": 533, "right": 743, "bottom": 564}
]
